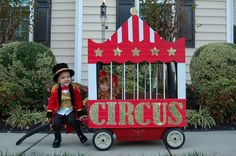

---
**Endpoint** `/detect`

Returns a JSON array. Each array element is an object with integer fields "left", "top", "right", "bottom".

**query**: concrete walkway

[{"left": 0, "top": 131, "right": 236, "bottom": 156}]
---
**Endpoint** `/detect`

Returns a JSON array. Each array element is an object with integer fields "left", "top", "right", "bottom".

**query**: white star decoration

[
  {"left": 168, "top": 47, "right": 176, "bottom": 56},
  {"left": 132, "top": 47, "right": 141, "bottom": 56},
  {"left": 113, "top": 47, "right": 122, "bottom": 56},
  {"left": 95, "top": 48, "right": 103, "bottom": 57},
  {"left": 151, "top": 47, "right": 159, "bottom": 56}
]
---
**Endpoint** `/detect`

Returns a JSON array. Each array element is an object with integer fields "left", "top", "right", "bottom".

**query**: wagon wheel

[
  {"left": 92, "top": 129, "right": 114, "bottom": 151},
  {"left": 163, "top": 128, "right": 185, "bottom": 149}
]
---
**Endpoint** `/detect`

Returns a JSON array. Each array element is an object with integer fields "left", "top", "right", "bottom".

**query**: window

[
  {"left": 14, "top": 6, "right": 30, "bottom": 41},
  {"left": 0, "top": 0, "right": 31, "bottom": 44},
  {"left": 0, "top": 0, "right": 51, "bottom": 47},
  {"left": 116, "top": 0, "right": 135, "bottom": 29}
]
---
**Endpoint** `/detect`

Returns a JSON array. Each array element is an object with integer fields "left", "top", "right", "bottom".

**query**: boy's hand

[
  {"left": 47, "top": 118, "right": 52, "bottom": 123},
  {"left": 78, "top": 115, "right": 88, "bottom": 121},
  {"left": 78, "top": 115, "right": 88, "bottom": 125}
]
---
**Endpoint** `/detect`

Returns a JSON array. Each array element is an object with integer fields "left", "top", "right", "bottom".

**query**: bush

[
  {"left": 0, "top": 42, "right": 56, "bottom": 115},
  {"left": 200, "top": 78, "right": 236, "bottom": 124},
  {"left": 5, "top": 106, "right": 46, "bottom": 129},
  {"left": 187, "top": 107, "right": 216, "bottom": 129},
  {"left": 190, "top": 43, "right": 236, "bottom": 91}
]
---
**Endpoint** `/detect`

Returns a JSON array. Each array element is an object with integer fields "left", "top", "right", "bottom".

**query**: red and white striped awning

[{"left": 88, "top": 15, "right": 185, "bottom": 64}]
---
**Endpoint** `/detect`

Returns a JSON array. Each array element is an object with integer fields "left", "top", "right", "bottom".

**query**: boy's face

[{"left": 58, "top": 71, "right": 71, "bottom": 86}]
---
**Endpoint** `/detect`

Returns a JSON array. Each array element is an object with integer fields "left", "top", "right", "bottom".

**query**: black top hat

[{"left": 52, "top": 63, "right": 75, "bottom": 82}]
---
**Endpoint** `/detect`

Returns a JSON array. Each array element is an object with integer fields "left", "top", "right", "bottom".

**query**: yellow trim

[
  {"left": 47, "top": 110, "right": 52, "bottom": 112},
  {"left": 55, "top": 68, "right": 70, "bottom": 75},
  {"left": 77, "top": 109, "right": 83, "bottom": 111},
  {"left": 51, "top": 85, "right": 58, "bottom": 92},
  {"left": 72, "top": 83, "right": 81, "bottom": 93}
]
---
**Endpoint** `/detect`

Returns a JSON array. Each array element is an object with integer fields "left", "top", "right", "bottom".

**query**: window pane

[
  {"left": 12, "top": 6, "right": 29, "bottom": 41},
  {"left": 22, "top": 0, "right": 30, "bottom": 4}
]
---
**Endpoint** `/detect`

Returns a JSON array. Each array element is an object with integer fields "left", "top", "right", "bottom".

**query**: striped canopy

[{"left": 88, "top": 15, "right": 185, "bottom": 64}]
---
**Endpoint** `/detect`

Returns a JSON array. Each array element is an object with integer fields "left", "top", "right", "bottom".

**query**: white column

[
  {"left": 88, "top": 64, "right": 97, "bottom": 100},
  {"left": 227, "top": 0, "right": 234, "bottom": 43},
  {"left": 28, "top": 0, "right": 34, "bottom": 41},
  {"left": 135, "top": 0, "right": 140, "bottom": 15},
  {"left": 74, "top": 0, "right": 83, "bottom": 83},
  {"left": 177, "top": 63, "right": 186, "bottom": 99}
]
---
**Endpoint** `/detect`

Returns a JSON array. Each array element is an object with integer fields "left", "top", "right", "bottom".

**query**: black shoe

[
  {"left": 52, "top": 139, "right": 61, "bottom": 148},
  {"left": 79, "top": 135, "right": 87, "bottom": 144}
]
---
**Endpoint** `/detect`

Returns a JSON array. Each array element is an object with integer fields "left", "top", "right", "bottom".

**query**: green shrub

[
  {"left": 190, "top": 43, "right": 236, "bottom": 91},
  {"left": 200, "top": 78, "right": 236, "bottom": 124},
  {"left": 187, "top": 107, "right": 216, "bottom": 129},
  {"left": 0, "top": 42, "right": 56, "bottom": 114},
  {"left": 5, "top": 106, "right": 46, "bottom": 129}
]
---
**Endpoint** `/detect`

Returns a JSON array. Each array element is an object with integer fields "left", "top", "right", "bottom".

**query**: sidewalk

[{"left": 0, "top": 131, "right": 235, "bottom": 156}]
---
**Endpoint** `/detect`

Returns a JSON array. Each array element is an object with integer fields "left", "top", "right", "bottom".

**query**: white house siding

[
  {"left": 51, "top": 0, "right": 76, "bottom": 68},
  {"left": 185, "top": 0, "right": 227, "bottom": 83},
  {"left": 81, "top": 0, "right": 116, "bottom": 85}
]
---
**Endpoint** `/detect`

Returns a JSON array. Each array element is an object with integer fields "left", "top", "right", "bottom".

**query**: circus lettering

[{"left": 89, "top": 100, "right": 186, "bottom": 128}]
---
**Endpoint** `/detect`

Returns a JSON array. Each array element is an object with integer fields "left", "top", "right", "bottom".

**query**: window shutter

[
  {"left": 180, "top": 0, "right": 195, "bottom": 48},
  {"left": 34, "top": 0, "right": 51, "bottom": 47},
  {"left": 116, "top": 0, "right": 134, "bottom": 29}
]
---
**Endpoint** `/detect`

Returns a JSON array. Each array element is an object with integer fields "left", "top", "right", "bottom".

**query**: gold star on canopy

[
  {"left": 150, "top": 47, "right": 159, "bottom": 56},
  {"left": 132, "top": 47, "right": 141, "bottom": 56},
  {"left": 113, "top": 47, "right": 122, "bottom": 56},
  {"left": 95, "top": 48, "right": 103, "bottom": 57},
  {"left": 168, "top": 47, "right": 176, "bottom": 56}
]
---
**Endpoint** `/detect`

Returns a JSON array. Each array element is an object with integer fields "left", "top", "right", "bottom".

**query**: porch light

[{"left": 100, "top": 1, "right": 107, "bottom": 33}]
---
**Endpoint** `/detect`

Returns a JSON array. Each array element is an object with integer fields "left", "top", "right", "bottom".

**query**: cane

[
  {"left": 16, "top": 122, "right": 51, "bottom": 145},
  {"left": 18, "top": 129, "right": 52, "bottom": 156}
]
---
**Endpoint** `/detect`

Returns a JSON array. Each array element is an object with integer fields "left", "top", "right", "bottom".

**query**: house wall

[
  {"left": 51, "top": 0, "right": 76, "bottom": 68},
  {"left": 81, "top": 0, "right": 116, "bottom": 85},
  {"left": 185, "top": 0, "right": 227, "bottom": 83}
]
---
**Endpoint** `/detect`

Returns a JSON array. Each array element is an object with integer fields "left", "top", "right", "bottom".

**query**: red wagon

[{"left": 87, "top": 13, "right": 186, "bottom": 151}]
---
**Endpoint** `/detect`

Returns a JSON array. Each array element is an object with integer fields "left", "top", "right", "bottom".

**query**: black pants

[{"left": 52, "top": 111, "right": 83, "bottom": 139}]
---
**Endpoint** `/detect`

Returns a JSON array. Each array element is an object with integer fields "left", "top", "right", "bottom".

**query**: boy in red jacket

[{"left": 47, "top": 63, "right": 87, "bottom": 148}]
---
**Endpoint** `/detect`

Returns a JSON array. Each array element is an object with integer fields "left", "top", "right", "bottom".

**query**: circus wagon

[{"left": 87, "top": 11, "right": 186, "bottom": 151}]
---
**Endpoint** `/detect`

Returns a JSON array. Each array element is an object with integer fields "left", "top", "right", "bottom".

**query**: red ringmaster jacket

[{"left": 46, "top": 83, "right": 85, "bottom": 119}]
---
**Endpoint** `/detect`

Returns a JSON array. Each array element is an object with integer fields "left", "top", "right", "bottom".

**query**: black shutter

[
  {"left": 234, "top": 25, "right": 236, "bottom": 43},
  {"left": 34, "top": 0, "right": 51, "bottom": 47},
  {"left": 116, "top": 0, "right": 134, "bottom": 29},
  {"left": 180, "top": 0, "right": 195, "bottom": 48}
]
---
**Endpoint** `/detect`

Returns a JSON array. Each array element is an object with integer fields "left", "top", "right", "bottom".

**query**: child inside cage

[{"left": 98, "top": 69, "right": 118, "bottom": 99}]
